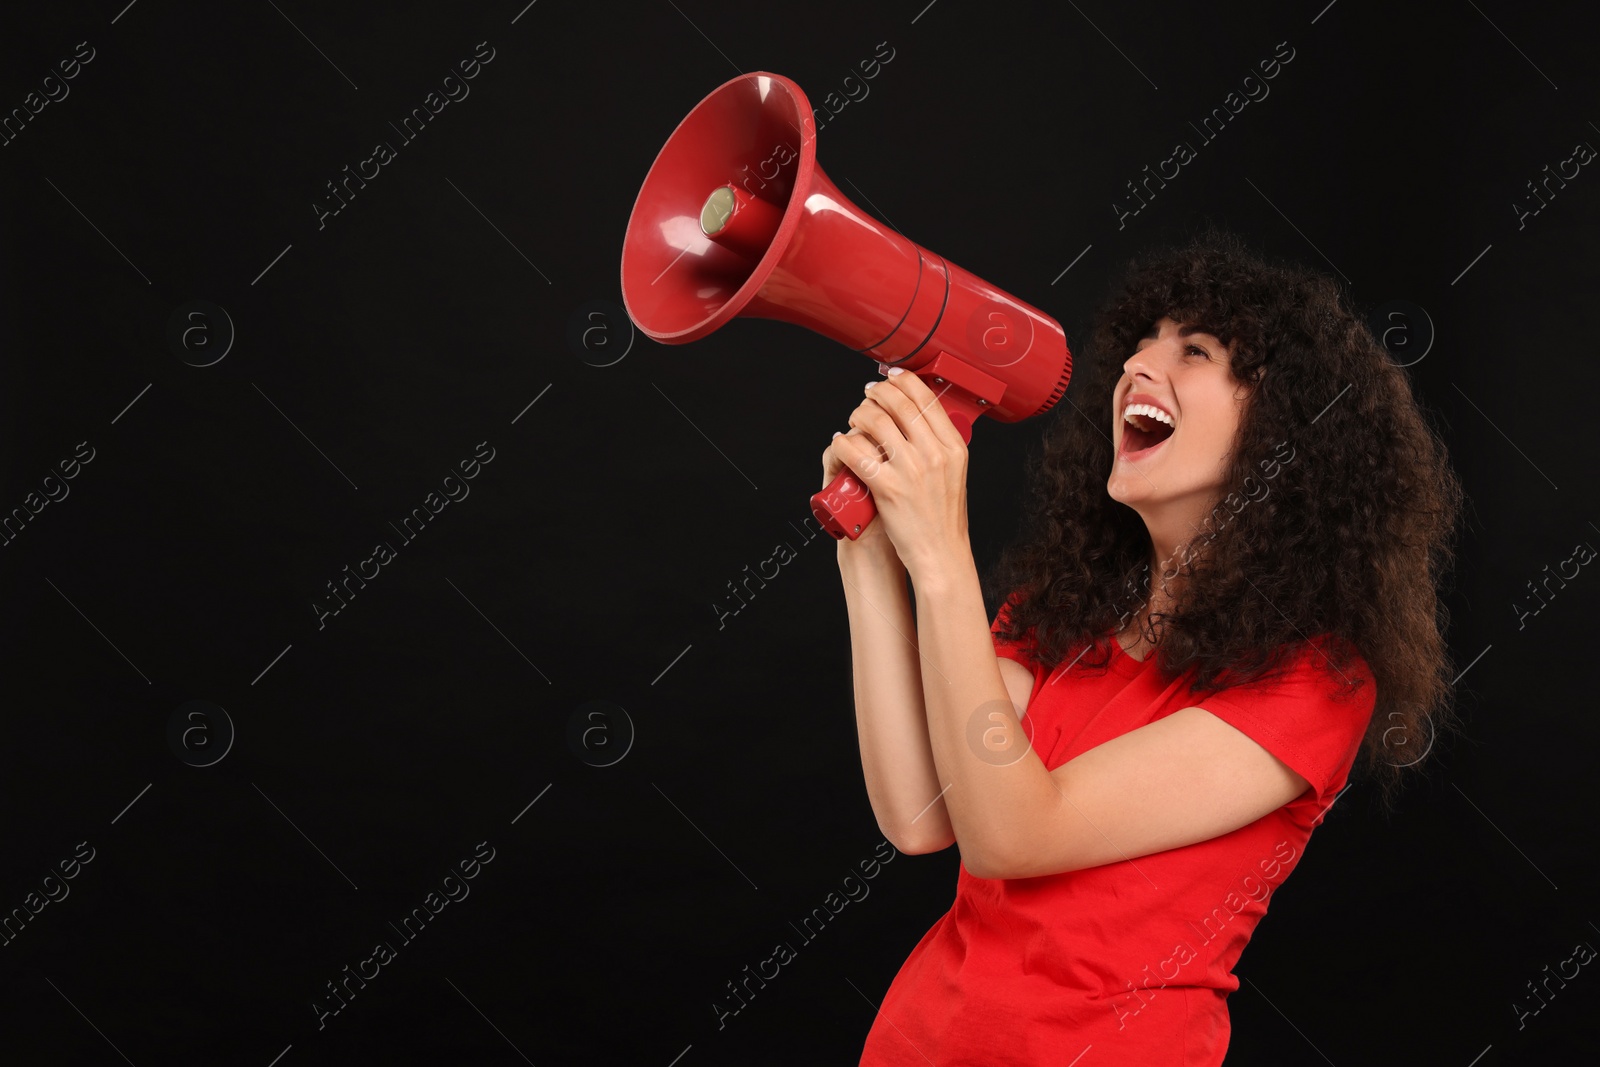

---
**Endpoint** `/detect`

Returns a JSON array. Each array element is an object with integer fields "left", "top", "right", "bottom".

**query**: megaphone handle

[
  {"left": 811, "top": 469, "right": 878, "bottom": 541},
  {"left": 810, "top": 380, "right": 984, "bottom": 541}
]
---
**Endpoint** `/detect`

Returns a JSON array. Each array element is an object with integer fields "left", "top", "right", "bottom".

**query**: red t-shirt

[{"left": 858, "top": 593, "right": 1376, "bottom": 1066}]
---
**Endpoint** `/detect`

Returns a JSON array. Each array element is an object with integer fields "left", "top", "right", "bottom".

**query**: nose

[{"left": 1122, "top": 347, "right": 1163, "bottom": 391}]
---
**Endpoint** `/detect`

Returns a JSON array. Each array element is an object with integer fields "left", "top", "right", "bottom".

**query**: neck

[{"left": 1118, "top": 552, "right": 1184, "bottom": 654}]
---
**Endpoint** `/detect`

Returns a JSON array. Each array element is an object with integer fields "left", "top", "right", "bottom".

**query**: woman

[{"left": 826, "top": 224, "right": 1462, "bottom": 1065}]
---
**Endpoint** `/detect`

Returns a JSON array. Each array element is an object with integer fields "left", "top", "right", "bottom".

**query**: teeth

[{"left": 1122, "top": 403, "right": 1175, "bottom": 429}]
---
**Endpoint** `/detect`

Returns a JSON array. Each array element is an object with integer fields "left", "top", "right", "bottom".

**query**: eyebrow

[{"left": 1140, "top": 321, "right": 1218, "bottom": 340}]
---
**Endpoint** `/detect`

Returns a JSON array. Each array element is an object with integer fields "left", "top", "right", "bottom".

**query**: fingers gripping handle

[{"left": 810, "top": 368, "right": 988, "bottom": 541}]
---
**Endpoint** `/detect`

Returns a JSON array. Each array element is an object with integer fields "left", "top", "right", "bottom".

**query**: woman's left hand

[{"left": 830, "top": 367, "right": 972, "bottom": 581}]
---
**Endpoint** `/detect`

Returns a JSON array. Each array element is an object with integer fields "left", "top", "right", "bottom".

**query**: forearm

[
  {"left": 909, "top": 550, "right": 1056, "bottom": 876},
  {"left": 839, "top": 548, "right": 955, "bottom": 852}
]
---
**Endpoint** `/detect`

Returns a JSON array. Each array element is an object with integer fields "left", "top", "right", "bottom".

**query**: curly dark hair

[{"left": 984, "top": 221, "right": 1464, "bottom": 812}]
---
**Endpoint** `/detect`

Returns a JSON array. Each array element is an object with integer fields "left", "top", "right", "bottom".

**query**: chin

[{"left": 1104, "top": 480, "right": 1144, "bottom": 509}]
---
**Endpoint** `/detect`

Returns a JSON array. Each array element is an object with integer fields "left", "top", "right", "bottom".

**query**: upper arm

[{"left": 989, "top": 706, "right": 1311, "bottom": 880}]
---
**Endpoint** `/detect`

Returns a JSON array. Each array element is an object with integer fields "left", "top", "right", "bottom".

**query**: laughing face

[{"left": 1108, "top": 315, "right": 1254, "bottom": 570}]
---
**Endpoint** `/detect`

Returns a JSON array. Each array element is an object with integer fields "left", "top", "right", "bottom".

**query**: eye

[{"left": 1186, "top": 344, "right": 1211, "bottom": 360}]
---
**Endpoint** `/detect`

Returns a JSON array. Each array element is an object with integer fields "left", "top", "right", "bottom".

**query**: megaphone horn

[{"left": 621, "top": 71, "right": 1072, "bottom": 540}]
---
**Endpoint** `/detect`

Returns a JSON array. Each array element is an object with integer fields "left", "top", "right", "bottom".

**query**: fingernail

[
  {"left": 887, "top": 367, "right": 905, "bottom": 376},
  {"left": 832, "top": 431, "right": 843, "bottom": 438},
  {"left": 864, "top": 381, "right": 877, "bottom": 390}
]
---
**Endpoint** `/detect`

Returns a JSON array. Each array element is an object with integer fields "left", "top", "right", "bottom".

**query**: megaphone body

[{"left": 621, "top": 72, "right": 1072, "bottom": 540}]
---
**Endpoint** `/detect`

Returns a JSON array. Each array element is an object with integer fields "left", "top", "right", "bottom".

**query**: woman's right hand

[{"left": 822, "top": 425, "right": 902, "bottom": 566}]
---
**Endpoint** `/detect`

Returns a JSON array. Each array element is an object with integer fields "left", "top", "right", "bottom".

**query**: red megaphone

[{"left": 620, "top": 71, "right": 1072, "bottom": 540}]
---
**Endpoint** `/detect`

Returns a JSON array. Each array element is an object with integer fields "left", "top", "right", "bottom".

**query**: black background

[{"left": 1, "top": 1, "right": 1596, "bottom": 1063}]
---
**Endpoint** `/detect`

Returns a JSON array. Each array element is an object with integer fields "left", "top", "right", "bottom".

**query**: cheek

[
  {"left": 1188, "top": 406, "right": 1242, "bottom": 468},
  {"left": 1216, "top": 416, "right": 1245, "bottom": 457}
]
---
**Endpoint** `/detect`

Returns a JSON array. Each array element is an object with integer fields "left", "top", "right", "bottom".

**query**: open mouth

[{"left": 1119, "top": 412, "right": 1176, "bottom": 457}]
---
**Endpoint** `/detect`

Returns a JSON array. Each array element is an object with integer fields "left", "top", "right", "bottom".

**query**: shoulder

[
  {"left": 1194, "top": 633, "right": 1377, "bottom": 804},
  {"left": 1211, "top": 632, "right": 1373, "bottom": 695}
]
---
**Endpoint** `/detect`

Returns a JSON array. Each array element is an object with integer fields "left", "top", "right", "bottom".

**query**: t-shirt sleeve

[
  {"left": 1196, "top": 638, "right": 1377, "bottom": 806},
  {"left": 991, "top": 590, "right": 1037, "bottom": 668}
]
